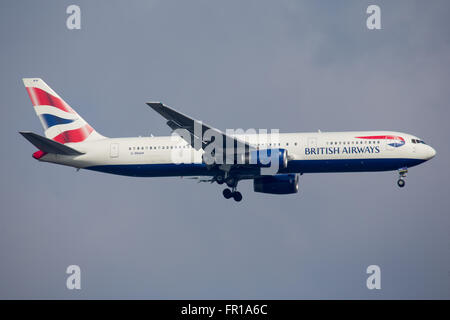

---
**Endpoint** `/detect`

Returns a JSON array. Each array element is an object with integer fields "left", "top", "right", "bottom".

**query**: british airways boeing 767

[{"left": 20, "top": 78, "right": 436, "bottom": 202}]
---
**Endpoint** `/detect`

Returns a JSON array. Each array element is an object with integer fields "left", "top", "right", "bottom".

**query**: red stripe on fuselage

[
  {"left": 356, "top": 135, "right": 404, "bottom": 141},
  {"left": 26, "top": 87, "right": 75, "bottom": 114},
  {"left": 52, "top": 124, "right": 93, "bottom": 144}
]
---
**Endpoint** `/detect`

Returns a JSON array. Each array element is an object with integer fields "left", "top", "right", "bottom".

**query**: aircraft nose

[{"left": 426, "top": 145, "right": 436, "bottom": 160}]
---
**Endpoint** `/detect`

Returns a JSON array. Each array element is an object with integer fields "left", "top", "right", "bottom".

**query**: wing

[{"left": 146, "top": 102, "right": 254, "bottom": 152}]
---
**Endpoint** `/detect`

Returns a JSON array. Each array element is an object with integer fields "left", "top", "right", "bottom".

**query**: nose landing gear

[{"left": 397, "top": 168, "right": 407, "bottom": 188}]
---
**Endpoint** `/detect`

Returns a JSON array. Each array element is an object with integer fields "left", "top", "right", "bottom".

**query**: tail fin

[{"left": 22, "top": 78, "right": 105, "bottom": 144}]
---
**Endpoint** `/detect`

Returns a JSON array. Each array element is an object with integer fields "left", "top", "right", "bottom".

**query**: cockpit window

[{"left": 411, "top": 139, "right": 426, "bottom": 144}]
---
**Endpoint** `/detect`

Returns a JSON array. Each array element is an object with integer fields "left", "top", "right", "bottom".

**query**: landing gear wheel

[
  {"left": 216, "top": 175, "right": 224, "bottom": 185},
  {"left": 232, "top": 191, "right": 243, "bottom": 202},
  {"left": 223, "top": 188, "right": 232, "bottom": 199},
  {"left": 397, "top": 168, "right": 407, "bottom": 188}
]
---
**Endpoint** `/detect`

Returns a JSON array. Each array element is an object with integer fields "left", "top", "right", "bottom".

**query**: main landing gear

[
  {"left": 397, "top": 168, "right": 407, "bottom": 188},
  {"left": 223, "top": 188, "right": 242, "bottom": 202},
  {"left": 219, "top": 175, "right": 242, "bottom": 201}
]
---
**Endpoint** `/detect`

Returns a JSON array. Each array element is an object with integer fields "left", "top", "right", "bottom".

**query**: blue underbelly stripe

[
  {"left": 84, "top": 158, "right": 426, "bottom": 177},
  {"left": 282, "top": 158, "right": 425, "bottom": 173}
]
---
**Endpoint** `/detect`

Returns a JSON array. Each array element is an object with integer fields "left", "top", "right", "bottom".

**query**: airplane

[{"left": 20, "top": 78, "right": 436, "bottom": 202}]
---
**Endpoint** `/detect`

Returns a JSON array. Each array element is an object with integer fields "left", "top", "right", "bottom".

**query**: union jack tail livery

[{"left": 23, "top": 78, "right": 105, "bottom": 144}]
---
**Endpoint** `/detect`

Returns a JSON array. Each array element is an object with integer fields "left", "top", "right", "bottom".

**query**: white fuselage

[{"left": 37, "top": 131, "right": 436, "bottom": 178}]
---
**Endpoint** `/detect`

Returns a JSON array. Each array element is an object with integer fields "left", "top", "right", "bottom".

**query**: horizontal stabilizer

[{"left": 19, "top": 131, "right": 84, "bottom": 155}]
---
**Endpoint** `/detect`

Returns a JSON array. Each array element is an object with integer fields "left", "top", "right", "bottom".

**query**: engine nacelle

[
  {"left": 241, "top": 148, "right": 288, "bottom": 169},
  {"left": 253, "top": 174, "right": 299, "bottom": 194}
]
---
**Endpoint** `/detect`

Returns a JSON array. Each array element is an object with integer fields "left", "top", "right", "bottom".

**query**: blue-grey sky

[{"left": 1, "top": 0, "right": 449, "bottom": 299}]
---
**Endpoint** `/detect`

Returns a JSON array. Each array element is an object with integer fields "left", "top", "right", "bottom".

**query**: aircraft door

[{"left": 110, "top": 143, "right": 119, "bottom": 158}]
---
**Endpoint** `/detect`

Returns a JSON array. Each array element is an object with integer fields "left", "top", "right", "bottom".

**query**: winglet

[
  {"left": 146, "top": 102, "right": 168, "bottom": 117},
  {"left": 146, "top": 101, "right": 164, "bottom": 107}
]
